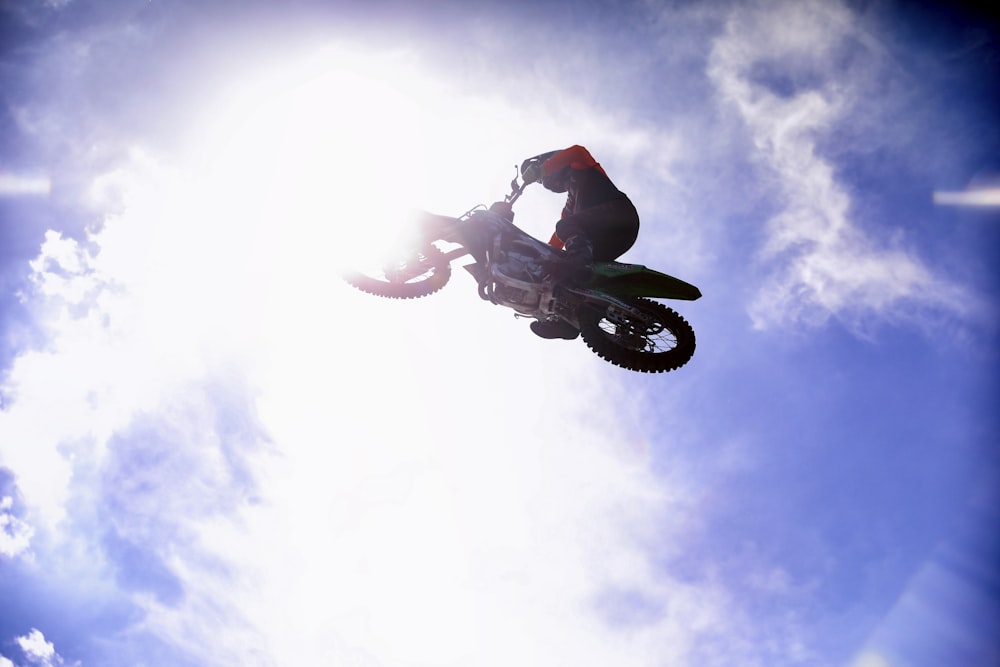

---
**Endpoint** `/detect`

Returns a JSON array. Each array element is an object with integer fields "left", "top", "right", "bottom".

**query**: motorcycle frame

[{"left": 424, "top": 208, "right": 662, "bottom": 330}]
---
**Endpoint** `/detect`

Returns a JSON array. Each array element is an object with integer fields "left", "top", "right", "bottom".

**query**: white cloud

[
  {"left": 707, "top": 0, "right": 967, "bottom": 332},
  {"left": 17, "top": 630, "right": 55, "bottom": 662},
  {"left": 0, "top": 496, "right": 34, "bottom": 558},
  {"left": 5, "top": 629, "right": 70, "bottom": 667}
]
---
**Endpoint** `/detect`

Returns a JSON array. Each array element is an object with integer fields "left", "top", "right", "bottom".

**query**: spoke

[
  {"left": 597, "top": 313, "right": 678, "bottom": 353},
  {"left": 368, "top": 252, "right": 438, "bottom": 285}
]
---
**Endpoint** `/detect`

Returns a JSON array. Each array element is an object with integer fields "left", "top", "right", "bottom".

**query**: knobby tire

[
  {"left": 578, "top": 297, "right": 695, "bottom": 373},
  {"left": 343, "top": 244, "right": 451, "bottom": 299}
]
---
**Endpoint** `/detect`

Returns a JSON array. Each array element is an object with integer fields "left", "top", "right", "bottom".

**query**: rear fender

[{"left": 589, "top": 262, "right": 702, "bottom": 301}]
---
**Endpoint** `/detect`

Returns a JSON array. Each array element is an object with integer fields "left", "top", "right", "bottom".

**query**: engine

[{"left": 484, "top": 247, "right": 551, "bottom": 315}]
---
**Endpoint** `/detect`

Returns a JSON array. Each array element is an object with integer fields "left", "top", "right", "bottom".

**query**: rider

[{"left": 520, "top": 145, "right": 640, "bottom": 340}]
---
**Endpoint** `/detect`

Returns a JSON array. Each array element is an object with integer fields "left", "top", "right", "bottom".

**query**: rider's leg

[
  {"left": 530, "top": 200, "right": 639, "bottom": 342},
  {"left": 555, "top": 199, "right": 640, "bottom": 261},
  {"left": 558, "top": 233, "right": 594, "bottom": 282}
]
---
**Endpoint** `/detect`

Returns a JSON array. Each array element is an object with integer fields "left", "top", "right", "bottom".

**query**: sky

[{"left": 0, "top": 0, "right": 998, "bottom": 665}]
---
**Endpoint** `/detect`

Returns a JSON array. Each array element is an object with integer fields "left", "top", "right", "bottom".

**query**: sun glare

[
  {"left": 933, "top": 187, "right": 1000, "bottom": 206},
  {"left": 0, "top": 172, "right": 51, "bottom": 196},
  {"left": 183, "top": 44, "right": 524, "bottom": 262},
  {"left": 137, "top": 41, "right": 570, "bottom": 373},
  {"left": 7, "top": 39, "right": 638, "bottom": 666},
  {"left": 192, "top": 53, "right": 420, "bottom": 249}
]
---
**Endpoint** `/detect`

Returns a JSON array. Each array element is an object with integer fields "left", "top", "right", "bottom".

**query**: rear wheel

[
  {"left": 343, "top": 244, "right": 451, "bottom": 299},
  {"left": 578, "top": 297, "right": 695, "bottom": 373}
]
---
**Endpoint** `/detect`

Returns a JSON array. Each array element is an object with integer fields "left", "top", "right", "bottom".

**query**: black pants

[{"left": 554, "top": 198, "right": 640, "bottom": 262}]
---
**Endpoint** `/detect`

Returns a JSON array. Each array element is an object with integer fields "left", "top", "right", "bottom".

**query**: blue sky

[{"left": 1, "top": 0, "right": 997, "bottom": 666}]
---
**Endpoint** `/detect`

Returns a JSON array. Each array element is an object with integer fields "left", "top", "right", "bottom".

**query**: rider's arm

[
  {"left": 547, "top": 187, "right": 577, "bottom": 249},
  {"left": 540, "top": 145, "right": 603, "bottom": 249},
  {"left": 541, "top": 145, "right": 608, "bottom": 177}
]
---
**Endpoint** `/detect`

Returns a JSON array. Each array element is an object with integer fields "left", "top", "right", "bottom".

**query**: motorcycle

[{"left": 343, "top": 169, "right": 701, "bottom": 373}]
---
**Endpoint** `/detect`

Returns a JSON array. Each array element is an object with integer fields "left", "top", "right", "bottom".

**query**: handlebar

[
  {"left": 505, "top": 166, "right": 528, "bottom": 205},
  {"left": 476, "top": 166, "right": 531, "bottom": 220}
]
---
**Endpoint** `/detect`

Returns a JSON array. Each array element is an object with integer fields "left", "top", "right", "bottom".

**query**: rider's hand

[{"left": 521, "top": 161, "right": 544, "bottom": 184}]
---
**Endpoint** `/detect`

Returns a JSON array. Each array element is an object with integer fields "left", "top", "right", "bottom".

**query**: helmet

[
  {"left": 521, "top": 149, "right": 568, "bottom": 192},
  {"left": 520, "top": 149, "right": 562, "bottom": 184}
]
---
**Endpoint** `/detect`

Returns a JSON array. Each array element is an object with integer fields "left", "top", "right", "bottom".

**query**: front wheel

[
  {"left": 343, "top": 244, "right": 452, "bottom": 299},
  {"left": 578, "top": 297, "right": 695, "bottom": 373}
]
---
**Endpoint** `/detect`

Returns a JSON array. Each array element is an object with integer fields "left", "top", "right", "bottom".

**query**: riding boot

[{"left": 530, "top": 319, "right": 580, "bottom": 340}]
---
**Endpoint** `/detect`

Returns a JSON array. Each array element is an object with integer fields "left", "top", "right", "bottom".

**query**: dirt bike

[{"left": 343, "top": 171, "right": 701, "bottom": 373}]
